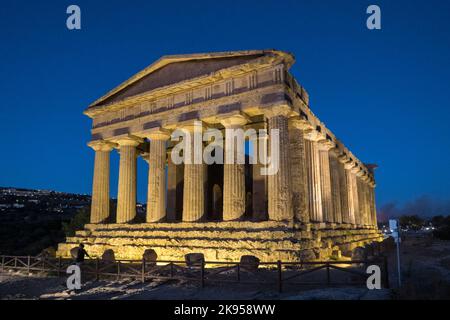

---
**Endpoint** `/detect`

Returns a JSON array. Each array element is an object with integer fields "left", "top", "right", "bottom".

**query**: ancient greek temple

[{"left": 57, "top": 50, "right": 382, "bottom": 262}]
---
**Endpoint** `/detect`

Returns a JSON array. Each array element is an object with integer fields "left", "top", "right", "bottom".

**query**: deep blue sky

[{"left": 1, "top": 0, "right": 450, "bottom": 215}]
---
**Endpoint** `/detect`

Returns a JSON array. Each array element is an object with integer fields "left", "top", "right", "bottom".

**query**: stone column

[
  {"left": 355, "top": 171, "right": 367, "bottom": 227},
  {"left": 304, "top": 132, "right": 323, "bottom": 223},
  {"left": 337, "top": 156, "right": 350, "bottom": 225},
  {"left": 288, "top": 117, "right": 310, "bottom": 224},
  {"left": 318, "top": 140, "right": 335, "bottom": 224},
  {"left": 329, "top": 148, "right": 342, "bottom": 224},
  {"left": 344, "top": 162, "right": 358, "bottom": 226},
  {"left": 167, "top": 151, "right": 184, "bottom": 221},
  {"left": 362, "top": 176, "right": 371, "bottom": 226},
  {"left": 220, "top": 114, "right": 248, "bottom": 221},
  {"left": 369, "top": 181, "right": 377, "bottom": 227},
  {"left": 182, "top": 123, "right": 205, "bottom": 222},
  {"left": 265, "top": 106, "right": 293, "bottom": 221},
  {"left": 250, "top": 131, "right": 268, "bottom": 221},
  {"left": 88, "top": 140, "right": 115, "bottom": 223},
  {"left": 145, "top": 130, "right": 171, "bottom": 222},
  {"left": 350, "top": 166, "right": 362, "bottom": 227},
  {"left": 116, "top": 136, "right": 142, "bottom": 223}
]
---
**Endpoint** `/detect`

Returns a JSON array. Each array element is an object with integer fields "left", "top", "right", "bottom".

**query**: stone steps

[
  {"left": 57, "top": 222, "right": 383, "bottom": 262},
  {"left": 57, "top": 242, "right": 304, "bottom": 262},
  {"left": 64, "top": 235, "right": 316, "bottom": 251},
  {"left": 75, "top": 229, "right": 309, "bottom": 240}
]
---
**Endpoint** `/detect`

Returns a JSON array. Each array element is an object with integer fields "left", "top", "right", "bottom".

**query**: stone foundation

[{"left": 57, "top": 222, "right": 383, "bottom": 262}]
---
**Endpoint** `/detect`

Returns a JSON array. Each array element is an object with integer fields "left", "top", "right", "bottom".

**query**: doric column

[
  {"left": 182, "top": 122, "right": 205, "bottom": 222},
  {"left": 304, "top": 131, "right": 323, "bottom": 223},
  {"left": 220, "top": 114, "right": 248, "bottom": 221},
  {"left": 167, "top": 151, "right": 184, "bottom": 221},
  {"left": 355, "top": 170, "right": 367, "bottom": 227},
  {"left": 250, "top": 131, "right": 268, "bottom": 221},
  {"left": 88, "top": 140, "right": 115, "bottom": 223},
  {"left": 329, "top": 148, "right": 342, "bottom": 224},
  {"left": 265, "top": 106, "right": 293, "bottom": 221},
  {"left": 350, "top": 166, "right": 362, "bottom": 227},
  {"left": 369, "top": 180, "right": 378, "bottom": 227},
  {"left": 116, "top": 136, "right": 142, "bottom": 223},
  {"left": 344, "top": 161, "right": 358, "bottom": 226},
  {"left": 145, "top": 129, "right": 171, "bottom": 222},
  {"left": 288, "top": 117, "right": 310, "bottom": 223},
  {"left": 362, "top": 175, "right": 371, "bottom": 226},
  {"left": 318, "top": 140, "right": 335, "bottom": 224},
  {"left": 337, "top": 155, "right": 350, "bottom": 225},
  {"left": 364, "top": 174, "right": 373, "bottom": 227}
]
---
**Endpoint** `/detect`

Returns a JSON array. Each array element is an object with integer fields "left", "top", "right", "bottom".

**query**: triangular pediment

[{"left": 87, "top": 50, "right": 293, "bottom": 110}]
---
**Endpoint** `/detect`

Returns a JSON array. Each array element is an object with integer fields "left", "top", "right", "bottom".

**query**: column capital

[
  {"left": 115, "top": 135, "right": 144, "bottom": 147},
  {"left": 219, "top": 113, "right": 249, "bottom": 128},
  {"left": 263, "top": 104, "right": 293, "bottom": 118},
  {"left": 337, "top": 153, "right": 351, "bottom": 164},
  {"left": 88, "top": 140, "right": 116, "bottom": 152},
  {"left": 178, "top": 120, "right": 207, "bottom": 133},
  {"left": 303, "top": 129, "right": 326, "bottom": 142},
  {"left": 317, "top": 139, "right": 335, "bottom": 151},
  {"left": 344, "top": 160, "right": 357, "bottom": 170},
  {"left": 361, "top": 173, "right": 371, "bottom": 183},
  {"left": 143, "top": 128, "right": 171, "bottom": 141},
  {"left": 353, "top": 167, "right": 365, "bottom": 176},
  {"left": 288, "top": 116, "right": 314, "bottom": 131}
]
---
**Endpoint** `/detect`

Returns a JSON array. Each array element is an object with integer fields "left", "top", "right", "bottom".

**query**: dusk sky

[{"left": 1, "top": 0, "right": 450, "bottom": 216}]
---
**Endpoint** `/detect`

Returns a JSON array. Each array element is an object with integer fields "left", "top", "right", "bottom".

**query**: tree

[
  {"left": 399, "top": 215, "right": 424, "bottom": 230},
  {"left": 62, "top": 206, "right": 90, "bottom": 236}
]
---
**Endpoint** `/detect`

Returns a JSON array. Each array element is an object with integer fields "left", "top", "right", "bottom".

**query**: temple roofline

[{"left": 86, "top": 49, "right": 295, "bottom": 111}]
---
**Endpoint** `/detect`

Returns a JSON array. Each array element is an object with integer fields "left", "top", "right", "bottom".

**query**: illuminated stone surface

[{"left": 57, "top": 50, "right": 382, "bottom": 262}]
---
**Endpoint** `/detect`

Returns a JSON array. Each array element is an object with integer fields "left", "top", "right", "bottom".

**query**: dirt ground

[
  {"left": 387, "top": 233, "right": 450, "bottom": 299},
  {"left": 1, "top": 234, "right": 449, "bottom": 300}
]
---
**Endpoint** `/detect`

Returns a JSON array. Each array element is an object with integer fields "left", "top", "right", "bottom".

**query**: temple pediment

[{"left": 88, "top": 50, "right": 293, "bottom": 110}]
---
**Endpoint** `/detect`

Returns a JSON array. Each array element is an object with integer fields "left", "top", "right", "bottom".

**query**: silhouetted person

[{"left": 76, "top": 243, "right": 90, "bottom": 265}]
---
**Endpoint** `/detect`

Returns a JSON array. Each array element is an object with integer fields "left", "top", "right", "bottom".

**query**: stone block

[
  {"left": 239, "top": 255, "right": 260, "bottom": 271},
  {"left": 185, "top": 253, "right": 204, "bottom": 267},
  {"left": 101, "top": 249, "right": 116, "bottom": 262},
  {"left": 70, "top": 247, "right": 79, "bottom": 259},
  {"left": 143, "top": 249, "right": 158, "bottom": 266},
  {"left": 351, "top": 246, "right": 367, "bottom": 261}
]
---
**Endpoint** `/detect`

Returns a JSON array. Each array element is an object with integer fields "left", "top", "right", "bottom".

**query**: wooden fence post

[
  {"left": 1, "top": 256, "right": 4, "bottom": 272},
  {"left": 58, "top": 257, "right": 62, "bottom": 277},
  {"left": 95, "top": 258, "right": 99, "bottom": 281},
  {"left": 236, "top": 263, "right": 240, "bottom": 282},
  {"left": 27, "top": 256, "right": 31, "bottom": 275},
  {"left": 326, "top": 263, "right": 331, "bottom": 286},
  {"left": 200, "top": 260, "right": 205, "bottom": 288},
  {"left": 383, "top": 256, "right": 390, "bottom": 288},
  {"left": 141, "top": 258, "right": 145, "bottom": 283},
  {"left": 277, "top": 260, "right": 282, "bottom": 293},
  {"left": 117, "top": 261, "right": 121, "bottom": 281},
  {"left": 14, "top": 257, "right": 17, "bottom": 268}
]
